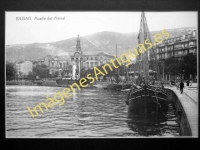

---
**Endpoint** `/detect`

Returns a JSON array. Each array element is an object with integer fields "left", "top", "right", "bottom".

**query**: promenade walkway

[{"left": 165, "top": 84, "right": 198, "bottom": 137}]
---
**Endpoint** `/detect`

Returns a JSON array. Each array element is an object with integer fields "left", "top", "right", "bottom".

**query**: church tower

[
  {"left": 76, "top": 34, "right": 82, "bottom": 54},
  {"left": 71, "top": 34, "right": 84, "bottom": 79}
]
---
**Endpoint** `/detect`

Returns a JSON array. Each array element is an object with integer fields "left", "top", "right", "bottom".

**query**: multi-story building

[
  {"left": 154, "top": 29, "right": 197, "bottom": 81},
  {"left": 155, "top": 30, "right": 197, "bottom": 61},
  {"left": 70, "top": 35, "right": 114, "bottom": 77},
  {"left": 16, "top": 60, "right": 33, "bottom": 77},
  {"left": 71, "top": 51, "right": 114, "bottom": 71},
  {"left": 37, "top": 35, "right": 114, "bottom": 78},
  {"left": 129, "top": 29, "right": 197, "bottom": 82},
  {"left": 37, "top": 55, "right": 71, "bottom": 75}
]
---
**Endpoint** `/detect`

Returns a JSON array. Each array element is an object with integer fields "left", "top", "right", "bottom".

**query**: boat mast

[
  {"left": 116, "top": 44, "right": 119, "bottom": 82},
  {"left": 138, "top": 12, "right": 149, "bottom": 84},
  {"left": 144, "top": 14, "right": 161, "bottom": 81}
]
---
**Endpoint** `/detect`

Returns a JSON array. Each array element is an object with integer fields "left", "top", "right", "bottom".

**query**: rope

[{"left": 154, "top": 88, "right": 175, "bottom": 119}]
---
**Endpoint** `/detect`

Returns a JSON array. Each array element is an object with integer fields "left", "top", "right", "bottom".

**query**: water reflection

[
  {"left": 6, "top": 85, "right": 179, "bottom": 137},
  {"left": 126, "top": 100, "right": 180, "bottom": 136}
]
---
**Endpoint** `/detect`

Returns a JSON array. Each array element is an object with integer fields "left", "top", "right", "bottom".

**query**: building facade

[
  {"left": 71, "top": 35, "right": 114, "bottom": 78},
  {"left": 155, "top": 30, "right": 197, "bottom": 61},
  {"left": 37, "top": 55, "right": 71, "bottom": 76},
  {"left": 36, "top": 35, "right": 114, "bottom": 78},
  {"left": 154, "top": 30, "right": 197, "bottom": 81},
  {"left": 16, "top": 60, "right": 33, "bottom": 77},
  {"left": 128, "top": 29, "right": 197, "bottom": 82}
]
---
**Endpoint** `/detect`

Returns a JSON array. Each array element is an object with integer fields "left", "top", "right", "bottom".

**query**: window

[
  {"left": 156, "top": 48, "right": 159, "bottom": 53},
  {"left": 91, "top": 62, "right": 93, "bottom": 67},
  {"left": 189, "top": 49, "right": 194, "bottom": 53},
  {"left": 178, "top": 51, "right": 183, "bottom": 55},
  {"left": 189, "top": 41, "right": 194, "bottom": 47}
]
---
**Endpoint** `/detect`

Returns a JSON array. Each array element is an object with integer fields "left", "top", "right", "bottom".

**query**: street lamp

[
  {"left": 162, "top": 60, "right": 164, "bottom": 80},
  {"left": 182, "top": 70, "right": 185, "bottom": 81}
]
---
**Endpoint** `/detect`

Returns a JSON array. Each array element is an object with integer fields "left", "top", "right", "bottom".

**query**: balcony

[
  {"left": 189, "top": 36, "right": 196, "bottom": 40},
  {"left": 189, "top": 44, "right": 196, "bottom": 47}
]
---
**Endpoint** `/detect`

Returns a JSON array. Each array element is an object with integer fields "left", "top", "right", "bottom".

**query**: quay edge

[{"left": 165, "top": 87, "right": 198, "bottom": 137}]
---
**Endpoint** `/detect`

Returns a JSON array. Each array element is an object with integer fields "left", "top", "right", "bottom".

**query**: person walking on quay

[
  {"left": 187, "top": 80, "right": 189, "bottom": 86},
  {"left": 179, "top": 80, "right": 184, "bottom": 94}
]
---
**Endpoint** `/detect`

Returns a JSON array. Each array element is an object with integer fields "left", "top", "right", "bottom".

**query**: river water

[{"left": 6, "top": 85, "right": 180, "bottom": 137}]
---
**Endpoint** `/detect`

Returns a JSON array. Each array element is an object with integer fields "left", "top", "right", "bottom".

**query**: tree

[
  {"left": 164, "top": 57, "right": 183, "bottom": 81},
  {"left": 182, "top": 53, "right": 197, "bottom": 80},
  {"left": 27, "top": 71, "right": 34, "bottom": 78},
  {"left": 164, "top": 54, "right": 197, "bottom": 81},
  {"left": 6, "top": 62, "right": 16, "bottom": 80},
  {"left": 53, "top": 71, "right": 59, "bottom": 78},
  {"left": 33, "top": 64, "right": 47, "bottom": 78}
]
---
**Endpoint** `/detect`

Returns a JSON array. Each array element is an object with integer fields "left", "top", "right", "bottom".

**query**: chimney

[{"left": 193, "top": 30, "right": 196, "bottom": 37}]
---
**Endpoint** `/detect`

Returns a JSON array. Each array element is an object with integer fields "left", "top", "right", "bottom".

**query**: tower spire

[{"left": 76, "top": 34, "right": 81, "bottom": 52}]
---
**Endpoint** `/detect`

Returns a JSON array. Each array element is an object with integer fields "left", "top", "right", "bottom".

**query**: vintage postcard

[{"left": 5, "top": 11, "right": 198, "bottom": 138}]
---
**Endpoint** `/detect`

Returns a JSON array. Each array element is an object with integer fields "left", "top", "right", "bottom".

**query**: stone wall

[{"left": 165, "top": 89, "right": 192, "bottom": 136}]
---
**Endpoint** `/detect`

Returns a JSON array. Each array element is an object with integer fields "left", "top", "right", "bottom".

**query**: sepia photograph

[{"left": 5, "top": 11, "right": 198, "bottom": 138}]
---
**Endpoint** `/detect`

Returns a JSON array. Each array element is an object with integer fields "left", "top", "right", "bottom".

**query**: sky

[{"left": 6, "top": 11, "right": 197, "bottom": 45}]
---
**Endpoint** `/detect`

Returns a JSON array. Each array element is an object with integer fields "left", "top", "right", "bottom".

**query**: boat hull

[
  {"left": 56, "top": 79, "right": 79, "bottom": 87},
  {"left": 127, "top": 85, "right": 168, "bottom": 119},
  {"left": 105, "top": 83, "right": 132, "bottom": 90}
]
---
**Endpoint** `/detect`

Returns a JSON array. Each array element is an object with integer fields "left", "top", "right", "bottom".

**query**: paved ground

[{"left": 165, "top": 85, "right": 198, "bottom": 137}]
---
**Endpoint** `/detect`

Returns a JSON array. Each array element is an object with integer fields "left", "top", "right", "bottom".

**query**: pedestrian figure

[
  {"left": 179, "top": 80, "right": 184, "bottom": 94},
  {"left": 187, "top": 80, "right": 189, "bottom": 86}
]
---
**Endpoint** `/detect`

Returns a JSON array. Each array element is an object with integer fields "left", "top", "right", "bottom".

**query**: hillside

[{"left": 6, "top": 27, "right": 196, "bottom": 62}]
